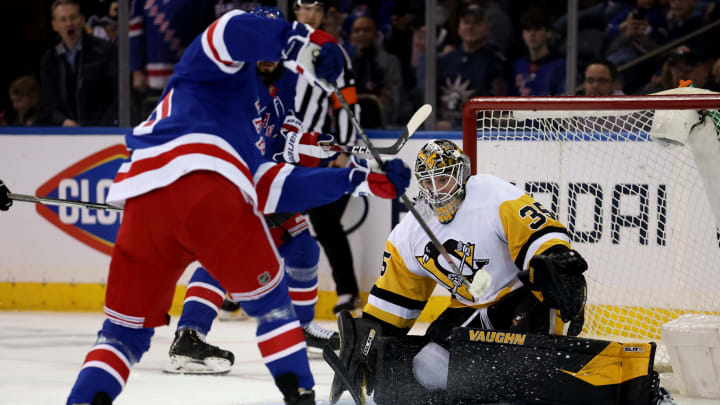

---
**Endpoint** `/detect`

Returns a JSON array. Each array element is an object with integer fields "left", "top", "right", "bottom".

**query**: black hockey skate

[
  {"left": 275, "top": 372, "right": 316, "bottom": 405},
  {"left": 303, "top": 321, "right": 340, "bottom": 353},
  {"left": 164, "top": 328, "right": 234, "bottom": 375}
]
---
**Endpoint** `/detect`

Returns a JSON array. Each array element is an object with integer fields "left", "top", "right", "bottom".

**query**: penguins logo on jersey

[{"left": 416, "top": 239, "right": 489, "bottom": 300}]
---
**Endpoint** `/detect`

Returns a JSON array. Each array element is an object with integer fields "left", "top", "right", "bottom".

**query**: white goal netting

[{"left": 462, "top": 94, "right": 720, "bottom": 367}]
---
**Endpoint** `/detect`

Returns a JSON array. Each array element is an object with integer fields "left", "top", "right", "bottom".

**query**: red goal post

[{"left": 461, "top": 94, "right": 720, "bottom": 368}]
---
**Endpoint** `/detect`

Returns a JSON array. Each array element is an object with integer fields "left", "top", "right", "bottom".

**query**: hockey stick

[
  {"left": 323, "top": 346, "right": 364, "bottom": 405},
  {"left": 321, "top": 105, "right": 431, "bottom": 155},
  {"left": 0, "top": 180, "right": 123, "bottom": 212},
  {"left": 331, "top": 89, "right": 473, "bottom": 293}
]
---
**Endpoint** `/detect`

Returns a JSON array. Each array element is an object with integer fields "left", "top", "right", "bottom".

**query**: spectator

[
  {"left": 41, "top": 0, "right": 118, "bottom": 127},
  {"left": 666, "top": 0, "right": 704, "bottom": 44},
  {"left": 513, "top": 7, "right": 565, "bottom": 96},
  {"left": 665, "top": 48, "right": 720, "bottom": 90},
  {"left": 583, "top": 58, "right": 624, "bottom": 96},
  {"left": 130, "top": 0, "right": 212, "bottom": 120},
  {"left": 470, "top": 0, "right": 514, "bottom": 57},
  {"left": 604, "top": 0, "right": 668, "bottom": 93},
  {"left": 383, "top": 1, "right": 418, "bottom": 90},
  {"left": 605, "top": 0, "right": 668, "bottom": 63},
  {"left": 349, "top": 16, "right": 404, "bottom": 127},
  {"left": 7, "top": 75, "right": 50, "bottom": 126},
  {"left": 436, "top": 3, "right": 510, "bottom": 129}
]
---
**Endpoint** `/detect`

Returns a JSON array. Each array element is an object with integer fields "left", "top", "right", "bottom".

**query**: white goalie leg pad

[{"left": 412, "top": 342, "right": 449, "bottom": 391}]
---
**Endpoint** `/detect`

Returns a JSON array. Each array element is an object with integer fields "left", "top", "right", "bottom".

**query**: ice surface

[
  {"left": 1, "top": 311, "right": 718, "bottom": 405},
  {"left": 0, "top": 311, "right": 362, "bottom": 405}
]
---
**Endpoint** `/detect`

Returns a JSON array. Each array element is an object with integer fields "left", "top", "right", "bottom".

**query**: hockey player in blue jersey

[
  {"left": 162, "top": 6, "right": 351, "bottom": 377},
  {"left": 66, "top": 9, "right": 410, "bottom": 405}
]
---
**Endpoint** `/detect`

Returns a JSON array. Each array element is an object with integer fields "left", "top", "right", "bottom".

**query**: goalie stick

[
  {"left": 321, "top": 104, "right": 432, "bottom": 155},
  {"left": 323, "top": 346, "right": 364, "bottom": 405}
]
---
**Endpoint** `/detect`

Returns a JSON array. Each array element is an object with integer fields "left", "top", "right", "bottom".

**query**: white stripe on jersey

[
  {"left": 257, "top": 320, "right": 302, "bottom": 342},
  {"left": 367, "top": 294, "right": 424, "bottom": 320},
  {"left": 82, "top": 361, "right": 127, "bottom": 387},
  {"left": 92, "top": 344, "right": 132, "bottom": 369},
  {"left": 187, "top": 281, "right": 226, "bottom": 299},
  {"left": 106, "top": 133, "right": 256, "bottom": 208},
  {"left": 522, "top": 232, "right": 571, "bottom": 270},
  {"left": 261, "top": 341, "right": 307, "bottom": 364},
  {"left": 254, "top": 161, "right": 293, "bottom": 214},
  {"left": 184, "top": 296, "right": 221, "bottom": 313},
  {"left": 201, "top": 10, "right": 245, "bottom": 74}
]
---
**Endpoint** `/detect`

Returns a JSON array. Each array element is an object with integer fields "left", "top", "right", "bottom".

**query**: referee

[{"left": 293, "top": 0, "right": 363, "bottom": 315}]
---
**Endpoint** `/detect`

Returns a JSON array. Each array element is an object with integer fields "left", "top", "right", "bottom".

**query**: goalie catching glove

[
  {"left": 348, "top": 156, "right": 411, "bottom": 199},
  {"left": 273, "top": 111, "right": 337, "bottom": 167},
  {"left": 0, "top": 180, "right": 12, "bottom": 211},
  {"left": 517, "top": 247, "right": 588, "bottom": 323},
  {"left": 282, "top": 22, "right": 343, "bottom": 93}
]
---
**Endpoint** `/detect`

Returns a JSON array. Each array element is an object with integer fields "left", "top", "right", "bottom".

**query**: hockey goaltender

[{"left": 325, "top": 140, "right": 676, "bottom": 405}]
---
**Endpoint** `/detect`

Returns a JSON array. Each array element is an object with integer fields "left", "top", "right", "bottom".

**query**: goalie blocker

[{"left": 376, "top": 329, "right": 665, "bottom": 405}]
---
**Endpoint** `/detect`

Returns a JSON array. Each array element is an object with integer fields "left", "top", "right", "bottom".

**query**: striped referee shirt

[{"left": 294, "top": 45, "right": 361, "bottom": 146}]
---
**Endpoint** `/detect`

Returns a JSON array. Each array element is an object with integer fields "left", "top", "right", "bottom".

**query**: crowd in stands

[{"left": 2, "top": 0, "right": 720, "bottom": 129}]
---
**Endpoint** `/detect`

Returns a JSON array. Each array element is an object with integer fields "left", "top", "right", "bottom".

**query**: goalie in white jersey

[
  {"left": 367, "top": 139, "right": 587, "bottom": 341},
  {"left": 329, "top": 139, "right": 601, "bottom": 404},
  {"left": 330, "top": 140, "right": 675, "bottom": 405}
]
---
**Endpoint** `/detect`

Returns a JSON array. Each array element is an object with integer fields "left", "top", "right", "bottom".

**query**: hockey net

[{"left": 462, "top": 93, "right": 720, "bottom": 368}]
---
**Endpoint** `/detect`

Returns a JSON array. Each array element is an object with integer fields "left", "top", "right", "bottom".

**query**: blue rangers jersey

[
  {"left": 107, "top": 10, "right": 354, "bottom": 215},
  {"left": 253, "top": 67, "right": 298, "bottom": 161}
]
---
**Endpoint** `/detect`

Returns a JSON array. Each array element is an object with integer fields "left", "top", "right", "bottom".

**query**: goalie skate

[
  {"left": 217, "top": 298, "right": 249, "bottom": 321},
  {"left": 164, "top": 328, "right": 234, "bottom": 375}
]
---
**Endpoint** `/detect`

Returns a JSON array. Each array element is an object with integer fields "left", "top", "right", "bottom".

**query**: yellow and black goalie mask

[{"left": 414, "top": 140, "right": 471, "bottom": 224}]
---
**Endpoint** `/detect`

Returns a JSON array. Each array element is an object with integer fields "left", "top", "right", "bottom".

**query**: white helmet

[{"left": 414, "top": 140, "right": 471, "bottom": 224}]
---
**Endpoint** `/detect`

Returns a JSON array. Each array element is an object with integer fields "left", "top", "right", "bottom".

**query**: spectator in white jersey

[{"left": 293, "top": 0, "right": 364, "bottom": 315}]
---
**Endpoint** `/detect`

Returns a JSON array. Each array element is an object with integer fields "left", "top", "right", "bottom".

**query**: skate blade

[
  {"left": 164, "top": 355, "right": 232, "bottom": 375},
  {"left": 307, "top": 345, "right": 338, "bottom": 360},
  {"left": 307, "top": 346, "right": 323, "bottom": 359}
]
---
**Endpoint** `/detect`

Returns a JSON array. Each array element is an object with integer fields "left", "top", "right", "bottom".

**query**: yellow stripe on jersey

[
  {"left": 364, "top": 240, "right": 437, "bottom": 329},
  {"left": 499, "top": 194, "right": 570, "bottom": 269}
]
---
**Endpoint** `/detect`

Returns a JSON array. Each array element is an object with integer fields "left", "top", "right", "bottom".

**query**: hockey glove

[
  {"left": 282, "top": 22, "right": 342, "bottom": 93},
  {"left": 272, "top": 112, "right": 337, "bottom": 166},
  {"left": 518, "top": 248, "right": 588, "bottom": 323},
  {"left": 0, "top": 180, "right": 12, "bottom": 211},
  {"left": 347, "top": 156, "right": 410, "bottom": 199}
]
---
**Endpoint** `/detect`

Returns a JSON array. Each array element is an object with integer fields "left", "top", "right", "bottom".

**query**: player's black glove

[
  {"left": 0, "top": 180, "right": 13, "bottom": 211},
  {"left": 518, "top": 248, "right": 588, "bottom": 323}
]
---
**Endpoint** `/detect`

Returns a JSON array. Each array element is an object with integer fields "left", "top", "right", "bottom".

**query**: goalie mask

[{"left": 415, "top": 140, "right": 471, "bottom": 224}]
